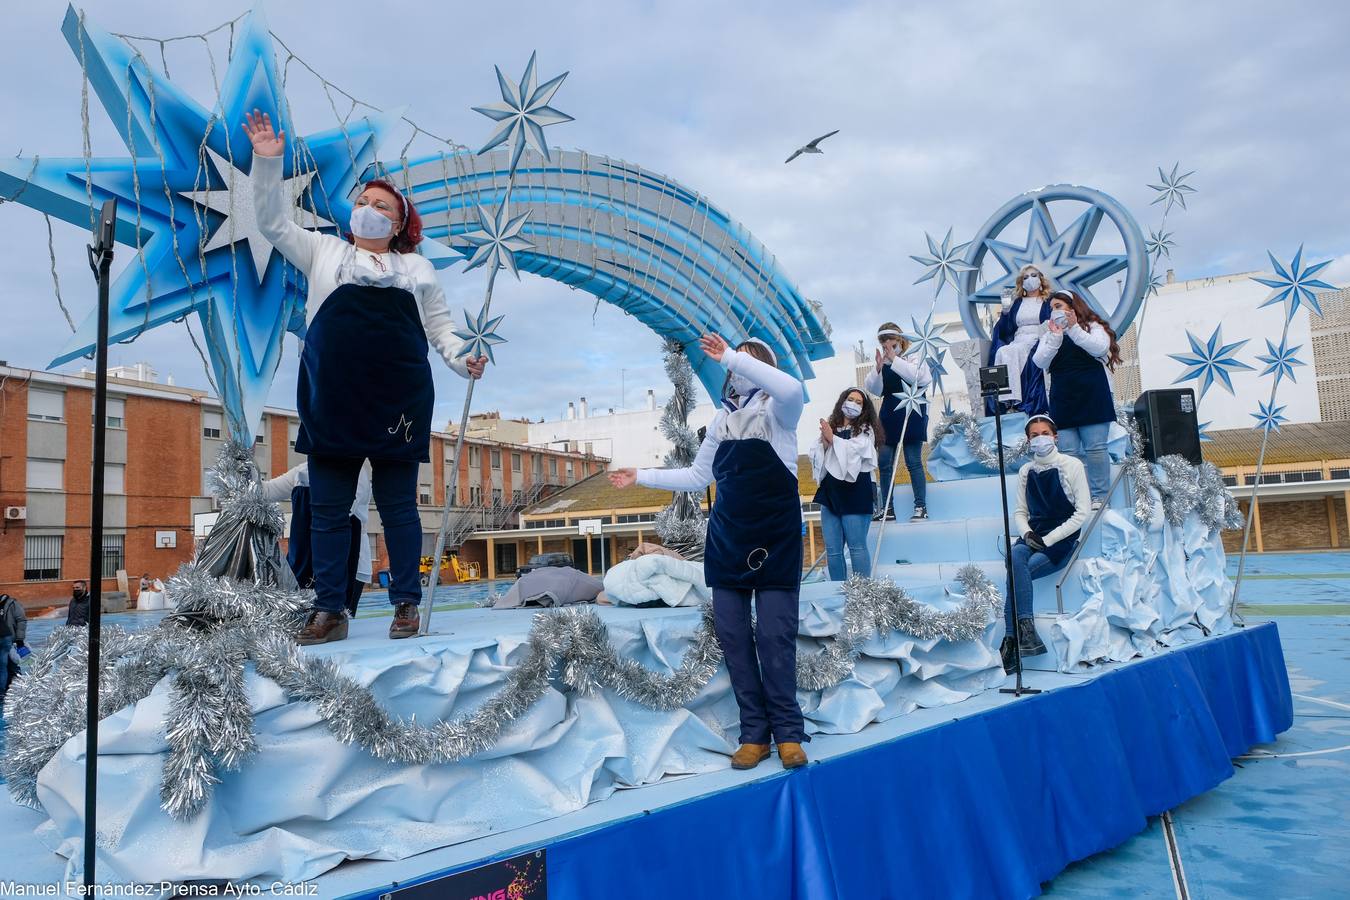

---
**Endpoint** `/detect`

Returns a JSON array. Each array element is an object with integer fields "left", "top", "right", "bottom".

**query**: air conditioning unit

[{"left": 4, "top": 506, "right": 26, "bottom": 521}]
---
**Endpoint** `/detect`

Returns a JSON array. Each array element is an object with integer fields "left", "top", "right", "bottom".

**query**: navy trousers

[
  {"left": 711, "top": 587, "right": 806, "bottom": 745},
  {"left": 309, "top": 456, "right": 420, "bottom": 613}
]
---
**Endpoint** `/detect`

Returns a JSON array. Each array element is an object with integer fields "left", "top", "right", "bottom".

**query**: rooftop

[{"left": 1204, "top": 421, "right": 1350, "bottom": 468}]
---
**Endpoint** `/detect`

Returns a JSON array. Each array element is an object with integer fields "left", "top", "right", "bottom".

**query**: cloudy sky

[{"left": 2, "top": 0, "right": 1348, "bottom": 429}]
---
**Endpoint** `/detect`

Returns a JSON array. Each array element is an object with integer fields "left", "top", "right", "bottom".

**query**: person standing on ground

[
  {"left": 65, "top": 580, "right": 91, "bottom": 628},
  {"left": 0, "top": 591, "right": 22, "bottom": 697}
]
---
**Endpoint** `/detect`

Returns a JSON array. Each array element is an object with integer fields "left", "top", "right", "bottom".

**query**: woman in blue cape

[{"left": 988, "top": 264, "right": 1052, "bottom": 416}]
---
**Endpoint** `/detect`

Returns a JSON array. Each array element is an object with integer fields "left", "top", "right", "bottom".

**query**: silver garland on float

[
  {"left": 4, "top": 443, "right": 1005, "bottom": 821},
  {"left": 796, "top": 565, "right": 1002, "bottom": 692},
  {"left": 653, "top": 338, "right": 707, "bottom": 559},
  {"left": 1113, "top": 405, "right": 1242, "bottom": 532},
  {"left": 932, "top": 410, "right": 1032, "bottom": 471}
]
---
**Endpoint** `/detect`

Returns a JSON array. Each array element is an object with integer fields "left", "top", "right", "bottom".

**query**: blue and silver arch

[{"left": 372, "top": 149, "right": 834, "bottom": 400}]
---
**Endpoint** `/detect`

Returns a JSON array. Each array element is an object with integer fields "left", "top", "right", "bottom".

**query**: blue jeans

[
  {"left": 1057, "top": 423, "right": 1111, "bottom": 501},
  {"left": 310, "top": 456, "right": 420, "bottom": 613},
  {"left": 876, "top": 443, "right": 928, "bottom": 513},
  {"left": 0, "top": 635, "right": 11, "bottom": 695},
  {"left": 819, "top": 507, "right": 872, "bottom": 580},
  {"left": 1005, "top": 539, "right": 1073, "bottom": 634},
  {"left": 712, "top": 587, "right": 805, "bottom": 745}
]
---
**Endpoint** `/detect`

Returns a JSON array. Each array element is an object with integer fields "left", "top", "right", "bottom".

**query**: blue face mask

[{"left": 1029, "top": 434, "right": 1056, "bottom": 457}]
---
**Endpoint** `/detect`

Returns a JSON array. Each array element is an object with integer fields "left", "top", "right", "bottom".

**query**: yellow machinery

[{"left": 418, "top": 554, "right": 481, "bottom": 585}]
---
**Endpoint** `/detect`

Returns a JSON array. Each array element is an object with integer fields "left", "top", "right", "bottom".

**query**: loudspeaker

[{"left": 1133, "top": 389, "right": 1202, "bottom": 465}]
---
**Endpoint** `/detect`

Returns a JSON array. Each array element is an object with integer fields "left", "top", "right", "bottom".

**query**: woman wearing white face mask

[
  {"left": 610, "top": 335, "right": 809, "bottom": 772},
  {"left": 809, "top": 388, "right": 883, "bottom": 580},
  {"left": 245, "top": 110, "right": 488, "bottom": 645},
  {"left": 989, "top": 264, "right": 1052, "bottom": 415},
  {"left": 1001, "top": 415, "right": 1090, "bottom": 672},
  {"left": 1032, "top": 290, "right": 1122, "bottom": 508},
  {"left": 863, "top": 323, "right": 933, "bottom": 521}
]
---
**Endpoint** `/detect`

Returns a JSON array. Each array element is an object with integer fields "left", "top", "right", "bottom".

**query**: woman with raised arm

[
  {"left": 244, "top": 110, "right": 487, "bottom": 645},
  {"left": 609, "top": 335, "right": 809, "bottom": 771}
]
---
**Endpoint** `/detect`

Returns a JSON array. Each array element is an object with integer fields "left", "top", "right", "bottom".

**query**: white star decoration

[
  {"left": 1251, "top": 400, "right": 1287, "bottom": 434},
  {"left": 1168, "top": 324, "right": 1254, "bottom": 398},
  {"left": 1148, "top": 163, "right": 1197, "bottom": 214},
  {"left": 460, "top": 195, "right": 534, "bottom": 277},
  {"left": 181, "top": 149, "right": 337, "bottom": 284},
  {"left": 1256, "top": 336, "right": 1306, "bottom": 386},
  {"left": 473, "top": 51, "right": 573, "bottom": 174},
  {"left": 1251, "top": 246, "right": 1337, "bottom": 321},
  {"left": 453, "top": 306, "right": 508, "bottom": 364},
  {"left": 910, "top": 228, "right": 976, "bottom": 298},
  {"left": 892, "top": 381, "right": 928, "bottom": 417},
  {"left": 906, "top": 311, "right": 950, "bottom": 361}
]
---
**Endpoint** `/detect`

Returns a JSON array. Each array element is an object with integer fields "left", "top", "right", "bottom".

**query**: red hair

[{"left": 348, "top": 179, "right": 423, "bottom": 253}]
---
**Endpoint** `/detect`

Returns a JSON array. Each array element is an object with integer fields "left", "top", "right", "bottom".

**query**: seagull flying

[{"left": 784, "top": 129, "right": 839, "bottom": 164}]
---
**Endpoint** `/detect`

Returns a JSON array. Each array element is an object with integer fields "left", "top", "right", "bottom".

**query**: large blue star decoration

[
  {"left": 910, "top": 228, "right": 976, "bottom": 298},
  {"left": 892, "top": 381, "right": 928, "bottom": 417},
  {"left": 1252, "top": 245, "right": 1337, "bottom": 321},
  {"left": 905, "top": 311, "right": 950, "bottom": 361},
  {"left": 460, "top": 196, "right": 534, "bottom": 277},
  {"left": 1256, "top": 336, "right": 1306, "bottom": 386},
  {"left": 0, "top": 7, "right": 402, "bottom": 442},
  {"left": 964, "top": 198, "right": 1132, "bottom": 327},
  {"left": 1148, "top": 163, "right": 1197, "bottom": 214},
  {"left": 452, "top": 306, "right": 508, "bottom": 364},
  {"left": 1197, "top": 420, "right": 1214, "bottom": 443},
  {"left": 1251, "top": 400, "right": 1287, "bottom": 434},
  {"left": 1168, "top": 325, "right": 1255, "bottom": 398},
  {"left": 473, "top": 51, "right": 572, "bottom": 175}
]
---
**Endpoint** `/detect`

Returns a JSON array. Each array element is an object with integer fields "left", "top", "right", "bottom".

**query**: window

[
  {"left": 1221, "top": 475, "right": 1238, "bottom": 487},
  {"left": 566, "top": 461, "right": 574, "bottom": 480},
  {"left": 288, "top": 421, "right": 300, "bottom": 449},
  {"left": 26, "top": 458, "right": 63, "bottom": 491},
  {"left": 470, "top": 485, "right": 482, "bottom": 505},
  {"left": 255, "top": 430, "right": 266, "bottom": 445},
  {"left": 584, "top": 442, "right": 593, "bottom": 456},
  {"left": 1331, "top": 468, "right": 1350, "bottom": 481},
  {"left": 469, "top": 446, "right": 480, "bottom": 467},
  {"left": 203, "top": 411, "right": 223, "bottom": 440},
  {"left": 616, "top": 513, "right": 657, "bottom": 524},
  {"left": 550, "top": 458, "right": 558, "bottom": 477},
  {"left": 101, "top": 533, "right": 125, "bottom": 578},
  {"left": 532, "top": 456, "right": 542, "bottom": 475},
  {"left": 23, "top": 535, "right": 63, "bottom": 581},
  {"left": 524, "top": 518, "right": 567, "bottom": 529},
  {"left": 103, "top": 463, "right": 125, "bottom": 495},
  {"left": 512, "top": 452, "right": 522, "bottom": 473},
  {"left": 491, "top": 449, "right": 502, "bottom": 470},
  {"left": 492, "top": 489, "right": 503, "bottom": 507},
  {"left": 28, "top": 389, "right": 63, "bottom": 422},
  {"left": 95, "top": 397, "right": 125, "bottom": 428},
  {"left": 418, "top": 489, "right": 433, "bottom": 505}
]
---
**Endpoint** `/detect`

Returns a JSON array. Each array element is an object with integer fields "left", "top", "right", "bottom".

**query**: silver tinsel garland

[
  {"left": 1114, "top": 405, "right": 1241, "bottom": 532},
  {"left": 4, "top": 439, "right": 1006, "bottom": 821},
  {"left": 932, "top": 411, "right": 1032, "bottom": 472},
  {"left": 654, "top": 338, "right": 707, "bottom": 559}
]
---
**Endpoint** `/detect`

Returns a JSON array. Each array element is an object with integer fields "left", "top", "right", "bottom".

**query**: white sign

[
  {"left": 578, "top": 518, "right": 604, "bottom": 536},
  {"left": 155, "top": 530, "right": 177, "bottom": 549}
]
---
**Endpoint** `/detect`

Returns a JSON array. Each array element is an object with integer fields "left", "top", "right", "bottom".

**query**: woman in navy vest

[
  {"left": 610, "top": 335, "right": 808, "bottom": 771},
  {"left": 864, "top": 323, "right": 932, "bottom": 521},
  {"left": 988, "top": 264, "right": 1052, "bottom": 416},
  {"left": 1032, "top": 290, "right": 1122, "bottom": 507},
  {"left": 809, "top": 388, "right": 883, "bottom": 580},
  {"left": 1002, "top": 415, "right": 1091, "bottom": 672},
  {"left": 246, "top": 111, "right": 487, "bottom": 645}
]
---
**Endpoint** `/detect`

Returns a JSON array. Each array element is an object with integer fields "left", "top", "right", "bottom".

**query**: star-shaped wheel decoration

[
  {"left": 1256, "top": 336, "right": 1306, "bottom": 386},
  {"left": 966, "top": 199, "right": 1129, "bottom": 318},
  {"left": 892, "top": 381, "right": 928, "bottom": 417},
  {"left": 906, "top": 311, "right": 950, "bottom": 361},
  {"left": 452, "top": 307, "right": 508, "bottom": 364},
  {"left": 0, "top": 8, "right": 400, "bottom": 441},
  {"left": 1251, "top": 400, "right": 1287, "bottom": 434},
  {"left": 1168, "top": 325, "right": 1255, "bottom": 398},
  {"left": 1197, "top": 420, "right": 1214, "bottom": 443},
  {"left": 460, "top": 196, "right": 534, "bottom": 277},
  {"left": 910, "top": 228, "right": 976, "bottom": 298},
  {"left": 1148, "top": 163, "right": 1197, "bottom": 214},
  {"left": 1145, "top": 228, "right": 1175, "bottom": 260},
  {"left": 1252, "top": 246, "right": 1336, "bottom": 321},
  {"left": 473, "top": 51, "right": 573, "bottom": 175}
]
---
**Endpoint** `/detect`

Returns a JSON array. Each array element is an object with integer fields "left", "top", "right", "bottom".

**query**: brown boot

[
  {"left": 730, "top": 743, "right": 771, "bottom": 770},
  {"left": 778, "top": 742, "right": 808, "bottom": 769},
  {"left": 390, "top": 602, "right": 420, "bottom": 639},
  {"left": 295, "top": 610, "right": 348, "bottom": 646}
]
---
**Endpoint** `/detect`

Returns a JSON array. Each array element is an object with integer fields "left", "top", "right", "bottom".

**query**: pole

[
  {"left": 83, "top": 197, "right": 117, "bottom": 887},
  {"left": 420, "top": 265, "right": 498, "bottom": 635}
]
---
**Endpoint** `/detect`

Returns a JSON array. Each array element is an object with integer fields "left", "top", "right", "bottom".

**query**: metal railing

[
  {"left": 440, "top": 481, "right": 563, "bottom": 550},
  {"left": 1053, "top": 465, "right": 1129, "bottom": 615}
]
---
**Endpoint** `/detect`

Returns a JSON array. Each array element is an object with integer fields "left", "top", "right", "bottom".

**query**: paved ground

[{"left": 1046, "top": 550, "right": 1350, "bottom": 899}]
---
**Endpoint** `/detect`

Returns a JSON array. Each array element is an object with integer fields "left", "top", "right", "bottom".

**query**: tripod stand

[{"left": 980, "top": 365, "right": 1040, "bottom": 697}]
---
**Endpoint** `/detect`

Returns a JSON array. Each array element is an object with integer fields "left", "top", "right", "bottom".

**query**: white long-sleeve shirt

[
  {"left": 637, "top": 348, "right": 804, "bottom": 491},
  {"left": 263, "top": 462, "right": 373, "bottom": 581},
  {"left": 862, "top": 353, "right": 933, "bottom": 397},
  {"left": 252, "top": 154, "right": 468, "bottom": 376},
  {"left": 1013, "top": 449, "right": 1091, "bottom": 547},
  {"left": 1032, "top": 322, "right": 1113, "bottom": 370},
  {"left": 808, "top": 428, "right": 878, "bottom": 484}
]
